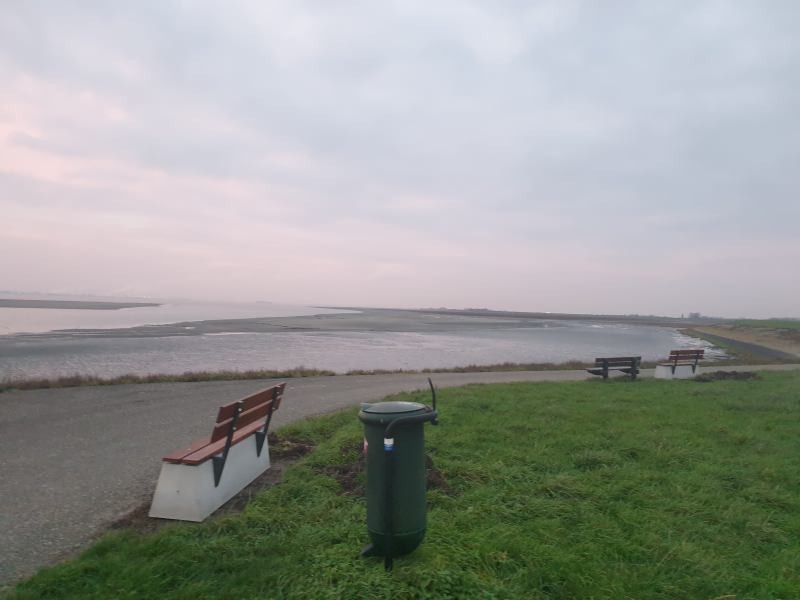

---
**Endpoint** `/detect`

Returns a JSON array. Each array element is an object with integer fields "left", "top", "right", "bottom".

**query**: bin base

[{"left": 363, "top": 528, "right": 426, "bottom": 558}]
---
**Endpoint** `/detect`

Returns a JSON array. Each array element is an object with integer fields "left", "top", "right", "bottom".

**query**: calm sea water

[
  {"left": 0, "top": 299, "right": 348, "bottom": 335},
  {"left": 0, "top": 317, "right": 721, "bottom": 380}
]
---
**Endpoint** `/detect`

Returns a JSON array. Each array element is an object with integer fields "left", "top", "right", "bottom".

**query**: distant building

[{"left": 688, "top": 312, "right": 701, "bottom": 319}]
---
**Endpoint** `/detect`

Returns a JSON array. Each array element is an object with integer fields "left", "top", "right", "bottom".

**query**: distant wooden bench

[
  {"left": 587, "top": 356, "right": 641, "bottom": 380},
  {"left": 655, "top": 349, "right": 704, "bottom": 379},
  {"left": 149, "top": 383, "right": 285, "bottom": 522}
]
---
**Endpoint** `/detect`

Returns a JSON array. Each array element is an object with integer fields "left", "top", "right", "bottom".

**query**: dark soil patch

[
  {"left": 267, "top": 432, "right": 315, "bottom": 459},
  {"left": 320, "top": 442, "right": 454, "bottom": 497},
  {"left": 426, "top": 454, "right": 455, "bottom": 495},
  {"left": 322, "top": 440, "right": 365, "bottom": 496},
  {"left": 109, "top": 502, "right": 164, "bottom": 535},
  {"left": 695, "top": 371, "right": 761, "bottom": 382},
  {"left": 110, "top": 456, "right": 296, "bottom": 535}
]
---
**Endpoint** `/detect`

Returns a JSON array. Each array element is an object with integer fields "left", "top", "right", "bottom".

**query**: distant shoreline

[{"left": 0, "top": 299, "right": 161, "bottom": 310}]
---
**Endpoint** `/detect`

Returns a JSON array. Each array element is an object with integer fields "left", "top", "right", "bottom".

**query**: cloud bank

[{"left": 2, "top": 1, "right": 798, "bottom": 317}]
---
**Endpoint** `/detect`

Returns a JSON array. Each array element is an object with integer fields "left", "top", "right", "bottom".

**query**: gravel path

[{"left": 2, "top": 364, "right": 797, "bottom": 586}]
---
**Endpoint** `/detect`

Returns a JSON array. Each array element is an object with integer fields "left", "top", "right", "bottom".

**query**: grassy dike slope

[{"left": 10, "top": 373, "right": 800, "bottom": 599}]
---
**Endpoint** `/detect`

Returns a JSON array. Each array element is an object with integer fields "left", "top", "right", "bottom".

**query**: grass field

[
  {"left": 9, "top": 372, "right": 800, "bottom": 599},
  {"left": 733, "top": 319, "right": 800, "bottom": 331},
  {"left": 680, "top": 328, "right": 797, "bottom": 363}
]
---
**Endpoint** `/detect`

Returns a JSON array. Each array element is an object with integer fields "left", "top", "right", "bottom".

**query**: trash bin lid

[{"left": 361, "top": 401, "right": 426, "bottom": 414}]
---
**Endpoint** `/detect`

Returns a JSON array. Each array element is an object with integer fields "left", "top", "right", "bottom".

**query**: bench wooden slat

[
  {"left": 210, "top": 384, "right": 285, "bottom": 443},
  {"left": 216, "top": 384, "right": 285, "bottom": 422},
  {"left": 594, "top": 359, "right": 641, "bottom": 367},
  {"left": 668, "top": 350, "right": 704, "bottom": 358},
  {"left": 180, "top": 419, "right": 268, "bottom": 465},
  {"left": 163, "top": 437, "right": 217, "bottom": 464},
  {"left": 210, "top": 401, "right": 275, "bottom": 444}
]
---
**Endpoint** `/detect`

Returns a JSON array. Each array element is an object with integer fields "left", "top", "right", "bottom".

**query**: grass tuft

[
  {"left": 0, "top": 367, "right": 337, "bottom": 393},
  {"left": 1, "top": 362, "right": 596, "bottom": 394}
]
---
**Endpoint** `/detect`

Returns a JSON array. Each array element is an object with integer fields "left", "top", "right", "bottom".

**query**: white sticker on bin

[{"left": 383, "top": 437, "right": 394, "bottom": 451}]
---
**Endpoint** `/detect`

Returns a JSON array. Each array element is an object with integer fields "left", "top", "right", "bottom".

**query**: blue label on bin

[{"left": 384, "top": 437, "right": 394, "bottom": 452}]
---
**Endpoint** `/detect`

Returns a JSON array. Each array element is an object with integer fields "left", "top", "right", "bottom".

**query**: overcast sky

[{"left": 1, "top": 1, "right": 798, "bottom": 317}]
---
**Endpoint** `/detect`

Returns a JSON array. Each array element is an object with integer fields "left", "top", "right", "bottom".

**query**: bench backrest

[
  {"left": 668, "top": 349, "right": 704, "bottom": 362},
  {"left": 209, "top": 383, "right": 285, "bottom": 443},
  {"left": 594, "top": 356, "right": 641, "bottom": 366},
  {"left": 162, "top": 382, "right": 287, "bottom": 466}
]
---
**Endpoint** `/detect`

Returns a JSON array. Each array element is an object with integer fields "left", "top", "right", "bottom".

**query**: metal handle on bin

[
  {"left": 384, "top": 408, "right": 438, "bottom": 438},
  {"left": 381, "top": 381, "right": 439, "bottom": 571}
]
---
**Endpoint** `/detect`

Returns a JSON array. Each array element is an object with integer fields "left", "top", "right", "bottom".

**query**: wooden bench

[
  {"left": 586, "top": 356, "right": 641, "bottom": 380},
  {"left": 149, "top": 383, "right": 285, "bottom": 522},
  {"left": 655, "top": 349, "right": 704, "bottom": 379}
]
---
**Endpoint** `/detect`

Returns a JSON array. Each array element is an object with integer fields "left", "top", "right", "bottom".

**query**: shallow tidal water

[
  {"left": 0, "top": 319, "right": 721, "bottom": 380},
  {"left": 0, "top": 299, "right": 349, "bottom": 335}
]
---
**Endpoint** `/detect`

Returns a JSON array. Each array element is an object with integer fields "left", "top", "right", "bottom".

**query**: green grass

[
  {"left": 680, "top": 328, "right": 794, "bottom": 363},
  {"left": 680, "top": 328, "right": 763, "bottom": 362},
  {"left": 732, "top": 319, "right": 800, "bottom": 330},
  {"left": 9, "top": 372, "right": 800, "bottom": 599}
]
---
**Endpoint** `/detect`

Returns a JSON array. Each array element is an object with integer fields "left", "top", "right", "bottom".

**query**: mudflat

[
  {"left": 0, "top": 299, "right": 160, "bottom": 310},
  {"left": 12, "top": 306, "right": 717, "bottom": 339}
]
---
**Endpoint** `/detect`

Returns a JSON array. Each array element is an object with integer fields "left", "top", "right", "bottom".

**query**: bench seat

[{"left": 166, "top": 418, "right": 271, "bottom": 465}]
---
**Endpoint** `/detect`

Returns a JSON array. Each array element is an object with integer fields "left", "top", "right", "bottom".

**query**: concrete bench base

[
  {"left": 149, "top": 437, "right": 270, "bottom": 522},
  {"left": 654, "top": 364, "right": 698, "bottom": 380}
]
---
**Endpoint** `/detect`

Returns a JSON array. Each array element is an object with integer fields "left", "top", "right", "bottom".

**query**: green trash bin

[{"left": 359, "top": 382, "right": 438, "bottom": 569}]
